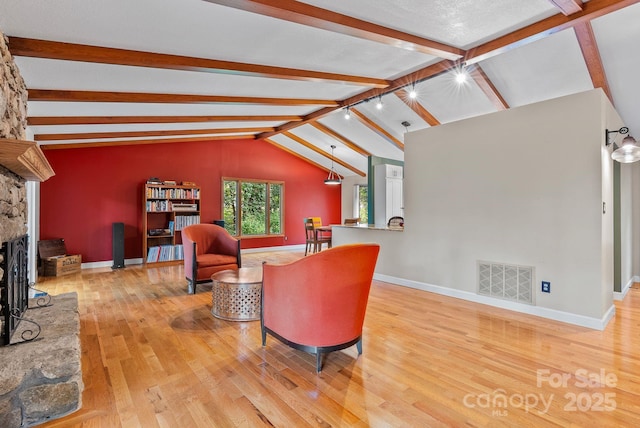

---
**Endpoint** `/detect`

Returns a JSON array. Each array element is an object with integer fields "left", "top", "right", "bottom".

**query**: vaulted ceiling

[{"left": 1, "top": 0, "right": 639, "bottom": 179}]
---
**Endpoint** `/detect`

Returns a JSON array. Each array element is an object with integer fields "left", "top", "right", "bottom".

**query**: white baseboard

[
  {"left": 613, "top": 277, "right": 635, "bottom": 301},
  {"left": 78, "top": 245, "right": 307, "bottom": 269},
  {"left": 374, "top": 273, "right": 615, "bottom": 331}
]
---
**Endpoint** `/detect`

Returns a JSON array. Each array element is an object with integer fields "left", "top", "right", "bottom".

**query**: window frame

[
  {"left": 353, "top": 184, "right": 368, "bottom": 224},
  {"left": 222, "top": 177, "right": 285, "bottom": 238}
]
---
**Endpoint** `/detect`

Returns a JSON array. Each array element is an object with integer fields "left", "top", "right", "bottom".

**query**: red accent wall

[{"left": 39, "top": 138, "right": 341, "bottom": 263}]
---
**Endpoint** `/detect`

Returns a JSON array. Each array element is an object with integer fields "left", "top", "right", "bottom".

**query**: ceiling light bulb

[
  {"left": 455, "top": 71, "right": 467, "bottom": 84},
  {"left": 376, "top": 97, "right": 383, "bottom": 110},
  {"left": 344, "top": 108, "right": 351, "bottom": 120},
  {"left": 409, "top": 87, "right": 417, "bottom": 99}
]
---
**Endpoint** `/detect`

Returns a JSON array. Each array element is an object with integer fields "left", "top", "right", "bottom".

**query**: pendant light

[{"left": 324, "top": 145, "right": 342, "bottom": 185}]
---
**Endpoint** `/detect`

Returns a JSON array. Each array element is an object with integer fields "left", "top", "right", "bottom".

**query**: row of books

[
  {"left": 147, "top": 244, "right": 184, "bottom": 263},
  {"left": 175, "top": 215, "right": 200, "bottom": 230},
  {"left": 146, "top": 187, "right": 200, "bottom": 200}
]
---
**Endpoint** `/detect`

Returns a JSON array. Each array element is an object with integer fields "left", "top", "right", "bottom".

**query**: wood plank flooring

[{"left": 36, "top": 251, "right": 640, "bottom": 427}]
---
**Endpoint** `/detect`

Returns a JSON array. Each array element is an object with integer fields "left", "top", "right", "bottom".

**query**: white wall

[
  {"left": 335, "top": 89, "right": 624, "bottom": 328},
  {"left": 341, "top": 175, "right": 367, "bottom": 222}
]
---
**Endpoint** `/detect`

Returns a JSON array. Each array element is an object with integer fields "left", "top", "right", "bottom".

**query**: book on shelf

[
  {"left": 175, "top": 214, "right": 200, "bottom": 230},
  {"left": 147, "top": 246, "right": 160, "bottom": 263},
  {"left": 168, "top": 220, "right": 175, "bottom": 234}
]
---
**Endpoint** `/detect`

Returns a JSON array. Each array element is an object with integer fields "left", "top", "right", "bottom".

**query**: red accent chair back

[
  {"left": 182, "top": 224, "right": 241, "bottom": 294},
  {"left": 261, "top": 243, "right": 380, "bottom": 372}
]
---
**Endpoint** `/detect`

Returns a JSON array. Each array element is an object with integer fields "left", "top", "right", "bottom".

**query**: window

[
  {"left": 353, "top": 184, "right": 368, "bottom": 224},
  {"left": 223, "top": 178, "right": 283, "bottom": 237}
]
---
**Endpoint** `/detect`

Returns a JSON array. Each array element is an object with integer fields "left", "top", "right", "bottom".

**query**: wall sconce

[
  {"left": 606, "top": 127, "right": 640, "bottom": 163},
  {"left": 324, "top": 145, "right": 342, "bottom": 185}
]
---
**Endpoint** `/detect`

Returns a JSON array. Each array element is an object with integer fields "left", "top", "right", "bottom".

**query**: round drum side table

[{"left": 211, "top": 267, "right": 262, "bottom": 321}]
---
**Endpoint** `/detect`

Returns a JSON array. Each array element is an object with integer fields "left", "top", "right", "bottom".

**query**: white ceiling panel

[
  {"left": 14, "top": 58, "right": 366, "bottom": 100},
  {"left": 591, "top": 3, "right": 640, "bottom": 138},
  {"left": 37, "top": 132, "right": 258, "bottom": 146},
  {"left": 0, "top": 0, "right": 435, "bottom": 78},
  {"left": 299, "top": 0, "right": 559, "bottom": 48},
  {"left": 25, "top": 102, "right": 318, "bottom": 117},
  {"left": 479, "top": 28, "right": 595, "bottom": 108},
  {"left": 356, "top": 94, "right": 431, "bottom": 139},
  {"left": 269, "top": 133, "right": 356, "bottom": 179},
  {"left": 320, "top": 112, "right": 405, "bottom": 162},
  {"left": 411, "top": 71, "right": 497, "bottom": 124},
  {"left": 287, "top": 124, "right": 368, "bottom": 172},
  {"left": 27, "top": 121, "right": 284, "bottom": 136}
]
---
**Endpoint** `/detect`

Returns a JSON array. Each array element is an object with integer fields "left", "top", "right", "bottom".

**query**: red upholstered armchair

[
  {"left": 182, "top": 224, "right": 241, "bottom": 294},
  {"left": 261, "top": 243, "right": 380, "bottom": 372}
]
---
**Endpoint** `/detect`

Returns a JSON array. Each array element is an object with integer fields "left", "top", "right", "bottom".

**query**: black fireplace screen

[{"left": 1, "top": 234, "right": 29, "bottom": 345}]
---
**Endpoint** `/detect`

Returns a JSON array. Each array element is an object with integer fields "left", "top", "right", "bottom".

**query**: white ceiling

[{"left": 1, "top": 0, "right": 639, "bottom": 178}]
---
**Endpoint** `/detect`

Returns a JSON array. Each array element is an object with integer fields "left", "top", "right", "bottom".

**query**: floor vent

[{"left": 478, "top": 261, "right": 533, "bottom": 304}]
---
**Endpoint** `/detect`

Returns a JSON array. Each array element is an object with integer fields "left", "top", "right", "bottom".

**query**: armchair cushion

[
  {"left": 182, "top": 224, "right": 241, "bottom": 293},
  {"left": 261, "top": 243, "right": 380, "bottom": 372}
]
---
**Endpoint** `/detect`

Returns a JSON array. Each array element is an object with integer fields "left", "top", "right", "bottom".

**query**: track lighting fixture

[{"left": 409, "top": 84, "right": 417, "bottom": 99}]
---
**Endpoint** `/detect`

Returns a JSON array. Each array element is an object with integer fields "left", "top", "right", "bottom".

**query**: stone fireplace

[{"left": 0, "top": 30, "right": 82, "bottom": 427}]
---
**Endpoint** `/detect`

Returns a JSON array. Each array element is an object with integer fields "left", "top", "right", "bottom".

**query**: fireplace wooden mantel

[{"left": 0, "top": 138, "right": 55, "bottom": 181}]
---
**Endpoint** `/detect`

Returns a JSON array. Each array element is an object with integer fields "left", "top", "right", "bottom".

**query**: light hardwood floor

[{"left": 37, "top": 251, "right": 640, "bottom": 427}]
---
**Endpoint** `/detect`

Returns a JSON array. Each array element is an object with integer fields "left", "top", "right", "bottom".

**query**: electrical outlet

[{"left": 541, "top": 281, "right": 551, "bottom": 293}]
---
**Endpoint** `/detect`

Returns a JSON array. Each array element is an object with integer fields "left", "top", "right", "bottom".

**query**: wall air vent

[{"left": 478, "top": 261, "right": 533, "bottom": 304}]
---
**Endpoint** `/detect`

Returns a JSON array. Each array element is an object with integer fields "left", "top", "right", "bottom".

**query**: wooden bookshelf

[{"left": 142, "top": 182, "right": 201, "bottom": 266}]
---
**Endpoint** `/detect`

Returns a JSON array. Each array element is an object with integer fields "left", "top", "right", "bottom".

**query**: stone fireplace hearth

[{"left": 0, "top": 29, "right": 81, "bottom": 427}]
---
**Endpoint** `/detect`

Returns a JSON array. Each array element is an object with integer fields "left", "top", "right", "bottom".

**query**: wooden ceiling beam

[
  {"left": 8, "top": 37, "right": 389, "bottom": 88},
  {"left": 340, "top": 61, "right": 455, "bottom": 108},
  {"left": 351, "top": 108, "right": 404, "bottom": 151},
  {"left": 256, "top": 107, "right": 337, "bottom": 139},
  {"left": 27, "top": 115, "right": 302, "bottom": 126},
  {"left": 282, "top": 131, "right": 365, "bottom": 176},
  {"left": 394, "top": 89, "right": 440, "bottom": 126},
  {"left": 573, "top": 21, "right": 613, "bottom": 102},
  {"left": 309, "top": 122, "right": 371, "bottom": 157},
  {"left": 466, "top": 64, "right": 509, "bottom": 110},
  {"left": 27, "top": 89, "right": 338, "bottom": 106},
  {"left": 34, "top": 127, "right": 273, "bottom": 141},
  {"left": 465, "top": 0, "right": 639, "bottom": 64},
  {"left": 547, "top": 0, "right": 584, "bottom": 15},
  {"left": 40, "top": 134, "right": 250, "bottom": 150},
  {"left": 202, "top": 0, "right": 463, "bottom": 60},
  {"left": 256, "top": 61, "right": 454, "bottom": 140}
]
